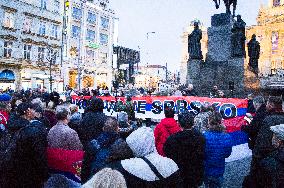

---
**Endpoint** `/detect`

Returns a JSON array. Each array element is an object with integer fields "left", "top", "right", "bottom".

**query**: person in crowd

[
  {"left": 204, "top": 111, "right": 233, "bottom": 188},
  {"left": 217, "top": 90, "right": 226, "bottom": 98},
  {"left": 117, "top": 112, "right": 136, "bottom": 140},
  {"left": 193, "top": 104, "right": 215, "bottom": 133},
  {"left": 109, "top": 127, "right": 183, "bottom": 187},
  {"left": 210, "top": 85, "right": 219, "bottom": 98},
  {"left": 182, "top": 84, "right": 197, "bottom": 96},
  {"left": 255, "top": 124, "right": 284, "bottom": 188},
  {"left": 247, "top": 93, "right": 256, "bottom": 113},
  {"left": 0, "top": 93, "right": 11, "bottom": 131},
  {"left": 44, "top": 101, "right": 57, "bottom": 128},
  {"left": 50, "top": 88, "right": 60, "bottom": 106},
  {"left": 78, "top": 97, "right": 107, "bottom": 147},
  {"left": 31, "top": 98, "right": 51, "bottom": 129},
  {"left": 44, "top": 174, "right": 81, "bottom": 188},
  {"left": 0, "top": 102, "right": 49, "bottom": 188},
  {"left": 248, "top": 97, "right": 284, "bottom": 182},
  {"left": 164, "top": 111, "right": 205, "bottom": 188},
  {"left": 81, "top": 117, "right": 133, "bottom": 183},
  {"left": 83, "top": 168, "right": 127, "bottom": 188},
  {"left": 47, "top": 105, "right": 82, "bottom": 150},
  {"left": 68, "top": 104, "right": 82, "bottom": 131},
  {"left": 154, "top": 107, "right": 181, "bottom": 156},
  {"left": 42, "top": 87, "right": 50, "bottom": 107},
  {"left": 125, "top": 96, "right": 135, "bottom": 121},
  {"left": 241, "top": 96, "right": 268, "bottom": 150}
]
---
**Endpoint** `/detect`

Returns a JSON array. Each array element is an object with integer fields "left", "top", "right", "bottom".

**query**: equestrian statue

[{"left": 213, "top": 0, "right": 237, "bottom": 17}]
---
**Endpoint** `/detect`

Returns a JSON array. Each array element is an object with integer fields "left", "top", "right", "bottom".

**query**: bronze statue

[
  {"left": 213, "top": 0, "right": 237, "bottom": 17},
  {"left": 188, "top": 22, "right": 203, "bottom": 60},
  {"left": 231, "top": 15, "right": 246, "bottom": 58},
  {"left": 247, "top": 34, "right": 260, "bottom": 74}
]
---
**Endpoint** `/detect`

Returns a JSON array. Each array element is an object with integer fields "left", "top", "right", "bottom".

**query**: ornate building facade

[
  {"left": 63, "top": 0, "right": 116, "bottom": 89},
  {"left": 0, "top": 0, "right": 63, "bottom": 91}
]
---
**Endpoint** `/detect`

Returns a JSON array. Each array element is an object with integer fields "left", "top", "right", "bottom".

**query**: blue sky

[{"left": 109, "top": 0, "right": 268, "bottom": 71}]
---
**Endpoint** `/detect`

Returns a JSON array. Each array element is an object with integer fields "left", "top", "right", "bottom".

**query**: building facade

[
  {"left": 0, "top": 0, "right": 63, "bottom": 91},
  {"left": 63, "top": 0, "right": 115, "bottom": 90},
  {"left": 180, "top": 20, "right": 208, "bottom": 85}
]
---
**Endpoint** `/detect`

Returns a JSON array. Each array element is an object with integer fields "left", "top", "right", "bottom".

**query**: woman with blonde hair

[{"left": 83, "top": 168, "right": 127, "bottom": 188}]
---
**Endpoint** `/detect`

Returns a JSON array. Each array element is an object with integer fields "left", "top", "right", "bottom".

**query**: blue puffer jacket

[{"left": 204, "top": 131, "right": 233, "bottom": 178}]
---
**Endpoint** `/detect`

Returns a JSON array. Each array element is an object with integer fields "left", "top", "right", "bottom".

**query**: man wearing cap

[{"left": 256, "top": 124, "right": 284, "bottom": 188}]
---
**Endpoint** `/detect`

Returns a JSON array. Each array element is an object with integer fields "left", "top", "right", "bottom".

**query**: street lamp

[
  {"left": 46, "top": 46, "right": 58, "bottom": 92},
  {"left": 146, "top": 32, "right": 156, "bottom": 40}
]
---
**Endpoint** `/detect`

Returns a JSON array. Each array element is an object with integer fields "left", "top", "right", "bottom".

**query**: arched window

[{"left": 273, "top": 0, "right": 281, "bottom": 7}]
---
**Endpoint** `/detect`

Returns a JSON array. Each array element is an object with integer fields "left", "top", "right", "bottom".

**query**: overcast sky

[{"left": 109, "top": 0, "right": 268, "bottom": 71}]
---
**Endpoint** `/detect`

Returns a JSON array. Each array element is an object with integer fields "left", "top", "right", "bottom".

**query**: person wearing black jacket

[
  {"left": 241, "top": 96, "right": 268, "bottom": 150},
  {"left": 164, "top": 111, "right": 205, "bottom": 188},
  {"left": 0, "top": 102, "right": 48, "bottom": 188},
  {"left": 77, "top": 97, "right": 107, "bottom": 147}
]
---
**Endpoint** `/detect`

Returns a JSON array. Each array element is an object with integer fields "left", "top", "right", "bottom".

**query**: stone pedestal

[
  {"left": 187, "top": 59, "right": 202, "bottom": 86},
  {"left": 207, "top": 13, "right": 234, "bottom": 62},
  {"left": 189, "top": 13, "right": 246, "bottom": 97}
]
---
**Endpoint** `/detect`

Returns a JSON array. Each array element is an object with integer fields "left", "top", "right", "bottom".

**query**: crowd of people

[{"left": 0, "top": 87, "right": 284, "bottom": 188}]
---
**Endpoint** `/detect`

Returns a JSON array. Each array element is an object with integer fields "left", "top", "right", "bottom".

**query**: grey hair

[
  {"left": 31, "top": 98, "right": 44, "bottom": 109},
  {"left": 55, "top": 105, "right": 70, "bottom": 121},
  {"left": 253, "top": 96, "right": 265, "bottom": 106}
]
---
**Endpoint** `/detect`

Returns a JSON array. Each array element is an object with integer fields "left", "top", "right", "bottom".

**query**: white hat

[{"left": 270, "top": 124, "right": 284, "bottom": 141}]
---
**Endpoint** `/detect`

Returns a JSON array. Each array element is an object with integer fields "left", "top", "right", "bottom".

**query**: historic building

[
  {"left": 0, "top": 0, "right": 63, "bottom": 91},
  {"left": 63, "top": 0, "right": 116, "bottom": 89},
  {"left": 180, "top": 20, "right": 208, "bottom": 85}
]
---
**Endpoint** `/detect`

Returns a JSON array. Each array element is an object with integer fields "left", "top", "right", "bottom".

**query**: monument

[
  {"left": 187, "top": 22, "right": 203, "bottom": 86},
  {"left": 187, "top": 0, "right": 246, "bottom": 97}
]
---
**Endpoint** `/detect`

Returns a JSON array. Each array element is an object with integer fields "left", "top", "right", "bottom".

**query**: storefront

[{"left": 0, "top": 69, "right": 16, "bottom": 90}]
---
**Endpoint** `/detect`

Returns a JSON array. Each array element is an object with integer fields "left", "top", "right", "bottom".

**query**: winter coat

[
  {"left": 204, "top": 131, "right": 233, "bottom": 178},
  {"left": 44, "top": 174, "right": 81, "bottom": 188},
  {"left": 257, "top": 146, "right": 284, "bottom": 188},
  {"left": 108, "top": 127, "right": 183, "bottom": 188},
  {"left": 241, "top": 104, "right": 268, "bottom": 149},
  {"left": 0, "top": 110, "right": 9, "bottom": 128},
  {"left": 0, "top": 120, "right": 49, "bottom": 188},
  {"left": 48, "top": 122, "right": 83, "bottom": 151},
  {"left": 253, "top": 112, "right": 284, "bottom": 162},
  {"left": 6, "top": 113, "right": 30, "bottom": 135},
  {"left": 77, "top": 111, "right": 107, "bottom": 147},
  {"left": 81, "top": 132, "right": 131, "bottom": 183},
  {"left": 44, "top": 109, "right": 57, "bottom": 128},
  {"left": 154, "top": 118, "right": 181, "bottom": 156},
  {"left": 164, "top": 129, "right": 205, "bottom": 187},
  {"left": 68, "top": 112, "right": 82, "bottom": 131}
]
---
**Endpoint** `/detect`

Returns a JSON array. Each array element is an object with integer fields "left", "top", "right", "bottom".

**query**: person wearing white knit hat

[{"left": 270, "top": 124, "right": 284, "bottom": 148}]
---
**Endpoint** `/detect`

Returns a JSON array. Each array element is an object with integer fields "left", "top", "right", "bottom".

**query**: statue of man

[
  {"left": 231, "top": 15, "right": 246, "bottom": 58},
  {"left": 247, "top": 34, "right": 260, "bottom": 74},
  {"left": 188, "top": 22, "right": 203, "bottom": 60}
]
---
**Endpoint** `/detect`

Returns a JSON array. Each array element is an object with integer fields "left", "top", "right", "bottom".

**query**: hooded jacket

[
  {"left": 109, "top": 127, "right": 183, "bottom": 188},
  {"left": 154, "top": 118, "right": 181, "bottom": 156}
]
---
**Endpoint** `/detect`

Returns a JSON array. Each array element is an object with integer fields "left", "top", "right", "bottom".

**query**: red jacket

[{"left": 154, "top": 118, "right": 181, "bottom": 156}]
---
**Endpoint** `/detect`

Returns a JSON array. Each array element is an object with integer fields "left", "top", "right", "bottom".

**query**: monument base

[{"left": 187, "top": 59, "right": 203, "bottom": 87}]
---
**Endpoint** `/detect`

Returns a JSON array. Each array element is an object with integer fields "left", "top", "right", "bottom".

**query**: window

[
  {"left": 100, "top": 17, "right": 109, "bottom": 29},
  {"left": 48, "top": 49, "right": 58, "bottom": 64},
  {"left": 99, "top": 52, "right": 108, "bottom": 63},
  {"left": 86, "top": 50, "right": 95, "bottom": 62},
  {"left": 3, "top": 11, "right": 14, "bottom": 28},
  {"left": 23, "top": 44, "right": 32, "bottom": 60},
  {"left": 273, "top": 0, "right": 281, "bottom": 7},
  {"left": 72, "top": 25, "right": 81, "bottom": 38},
  {"left": 23, "top": 17, "right": 32, "bottom": 33},
  {"left": 271, "top": 61, "right": 277, "bottom": 75},
  {"left": 86, "top": 30, "right": 96, "bottom": 41},
  {"left": 51, "top": 24, "right": 58, "bottom": 38},
  {"left": 39, "top": 22, "right": 46, "bottom": 35},
  {"left": 41, "top": 0, "right": 47, "bottom": 10},
  {"left": 72, "top": 7, "right": 82, "bottom": 20},
  {"left": 38, "top": 47, "right": 45, "bottom": 61},
  {"left": 282, "top": 61, "right": 284, "bottom": 69},
  {"left": 54, "top": 0, "right": 60, "bottom": 14},
  {"left": 3, "top": 41, "right": 13, "bottom": 58},
  {"left": 87, "top": 12, "right": 96, "bottom": 24},
  {"left": 100, "top": 33, "right": 108, "bottom": 45}
]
